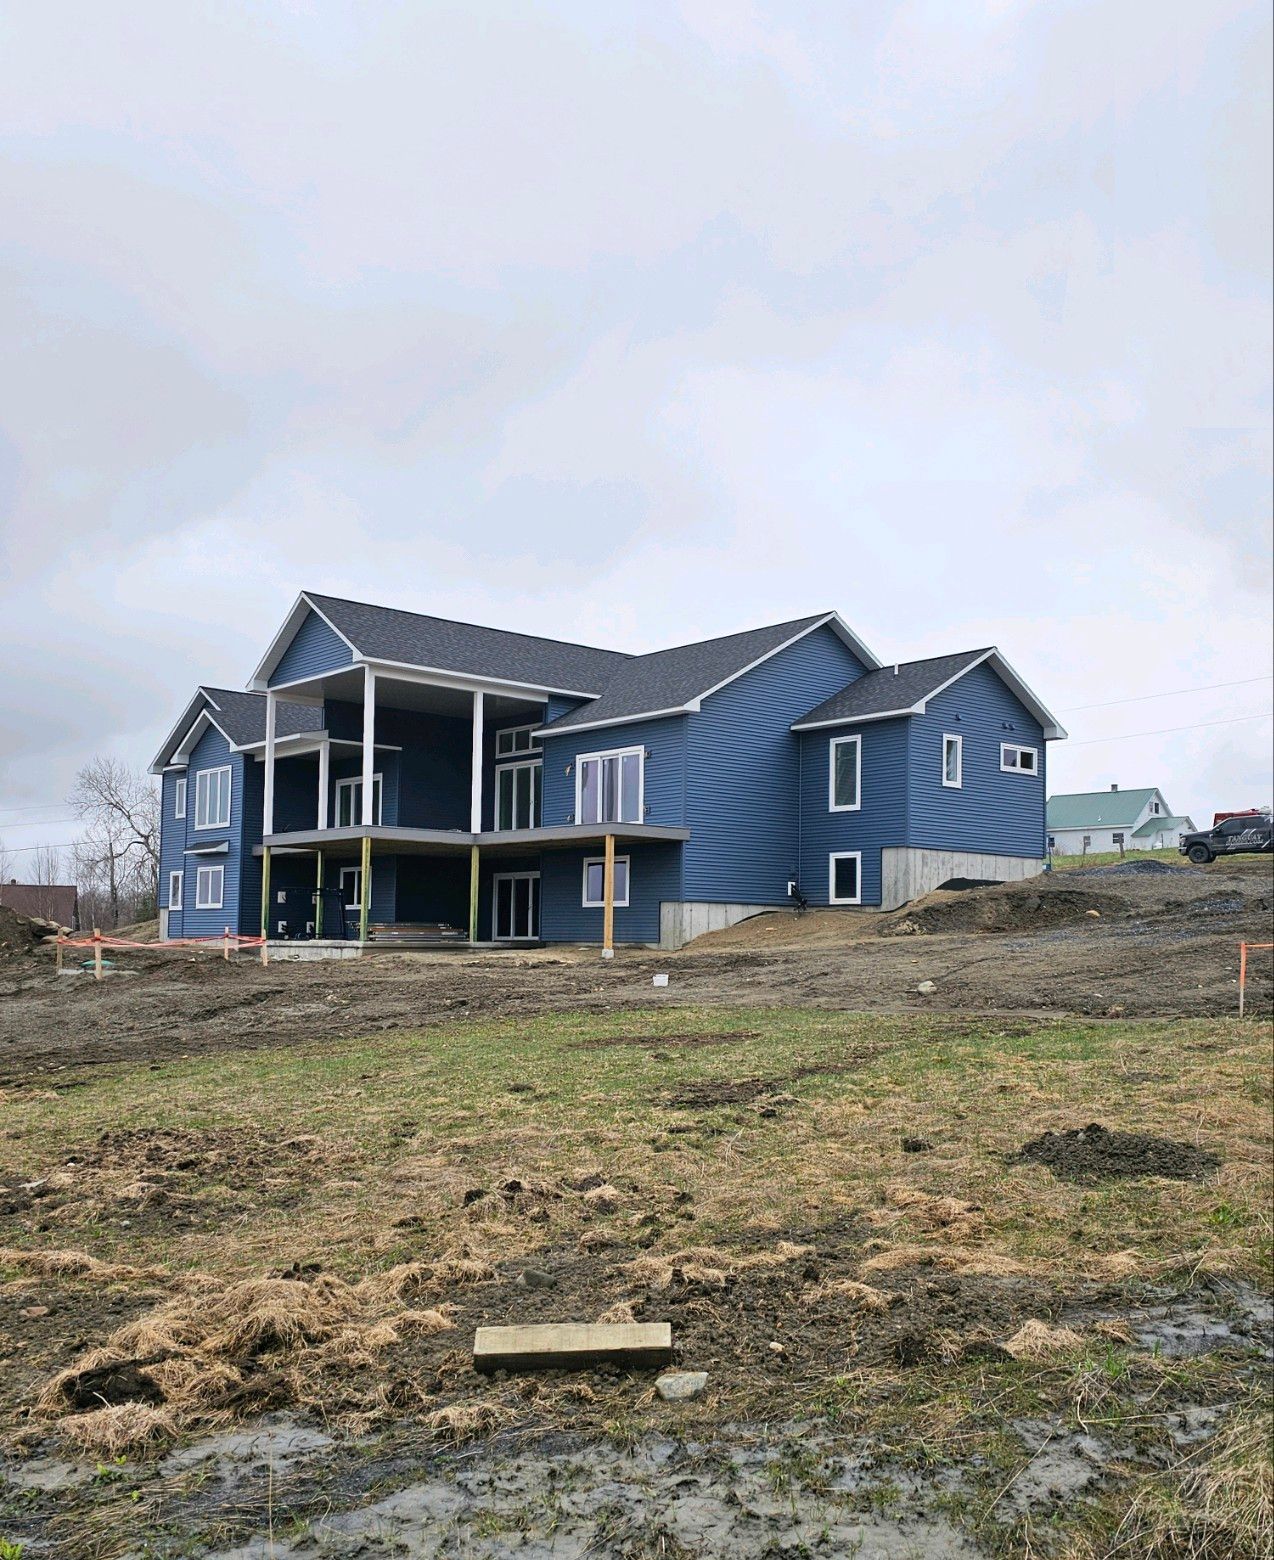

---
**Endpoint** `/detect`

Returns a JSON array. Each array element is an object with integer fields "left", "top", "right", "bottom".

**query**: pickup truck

[{"left": 1179, "top": 812, "right": 1273, "bottom": 864}]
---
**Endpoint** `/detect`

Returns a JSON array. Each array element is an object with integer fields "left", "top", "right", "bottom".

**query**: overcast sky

[{"left": 1, "top": 0, "right": 1271, "bottom": 867}]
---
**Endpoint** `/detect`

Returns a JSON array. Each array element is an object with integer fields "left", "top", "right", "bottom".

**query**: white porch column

[
  {"left": 470, "top": 690, "right": 484, "bottom": 832},
  {"left": 317, "top": 738, "right": 330, "bottom": 830},
  {"left": 263, "top": 689, "right": 277, "bottom": 837},
  {"left": 361, "top": 666, "right": 376, "bottom": 826}
]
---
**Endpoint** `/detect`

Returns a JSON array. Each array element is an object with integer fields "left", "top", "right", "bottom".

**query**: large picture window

[
  {"left": 195, "top": 865, "right": 224, "bottom": 909},
  {"left": 576, "top": 748, "right": 643, "bottom": 826},
  {"left": 582, "top": 855, "right": 630, "bottom": 907},
  {"left": 335, "top": 775, "right": 383, "bottom": 827},
  {"left": 828, "top": 734, "right": 860, "bottom": 811},
  {"left": 496, "top": 761, "right": 542, "bottom": 830},
  {"left": 194, "top": 766, "right": 231, "bottom": 829}
]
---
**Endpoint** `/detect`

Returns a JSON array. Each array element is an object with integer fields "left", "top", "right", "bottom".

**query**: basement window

[
  {"left": 942, "top": 734, "right": 963, "bottom": 789},
  {"left": 195, "top": 865, "right": 224, "bottom": 910},
  {"left": 828, "top": 852, "right": 861, "bottom": 905},
  {"left": 582, "top": 856, "right": 630, "bottom": 907},
  {"left": 1000, "top": 743, "right": 1038, "bottom": 775}
]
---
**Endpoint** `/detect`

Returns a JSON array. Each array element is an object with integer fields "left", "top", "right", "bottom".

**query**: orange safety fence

[
  {"left": 1238, "top": 941, "right": 1273, "bottom": 1018},
  {"left": 55, "top": 927, "right": 270, "bottom": 975}
]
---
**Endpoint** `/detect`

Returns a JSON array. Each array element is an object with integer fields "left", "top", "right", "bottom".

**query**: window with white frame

[
  {"left": 582, "top": 855, "right": 630, "bottom": 907},
  {"left": 828, "top": 851, "right": 861, "bottom": 905},
  {"left": 496, "top": 760, "right": 542, "bottom": 830},
  {"left": 576, "top": 748, "right": 643, "bottom": 826},
  {"left": 194, "top": 766, "right": 231, "bottom": 828},
  {"left": 942, "top": 734, "right": 963, "bottom": 788},
  {"left": 174, "top": 776, "right": 187, "bottom": 819},
  {"left": 828, "top": 734, "right": 861, "bottom": 811},
  {"left": 168, "top": 870, "right": 183, "bottom": 911},
  {"left": 496, "top": 725, "right": 539, "bottom": 758},
  {"left": 335, "top": 774, "right": 383, "bottom": 827},
  {"left": 195, "top": 864, "right": 224, "bottom": 909},
  {"left": 1000, "top": 743, "right": 1038, "bottom": 775}
]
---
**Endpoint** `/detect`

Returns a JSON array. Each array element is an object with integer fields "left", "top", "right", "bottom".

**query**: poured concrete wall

[
  {"left": 659, "top": 901, "right": 782, "bottom": 950},
  {"left": 881, "top": 848, "right": 1043, "bottom": 911}
]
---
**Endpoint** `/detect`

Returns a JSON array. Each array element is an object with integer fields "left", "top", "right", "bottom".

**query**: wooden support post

[
  {"left": 314, "top": 850, "right": 325, "bottom": 938},
  {"left": 602, "top": 832, "right": 615, "bottom": 957},
  {"left": 468, "top": 844, "right": 480, "bottom": 943},
  {"left": 260, "top": 846, "right": 272, "bottom": 941},
  {"left": 359, "top": 834, "right": 372, "bottom": 944},
  {"left": 93, "top": 929, "right": 103, "bottom": 981}
]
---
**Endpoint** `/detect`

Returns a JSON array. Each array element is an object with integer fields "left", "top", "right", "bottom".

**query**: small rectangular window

[
  {"left": 194, "top": 765, "right": 232, "bottom": 828},
  {"left": 168, "top": 870, "right": 183, "bottom": 911},
  {"left": 942, "top": 734, "right": 963, "bottom": 788},
  {"left": 576, "top": 749, "right": 644, "bottom": 826},
  {"left": 174, "top": 777, "right": 186, "bottom": 819},
  {"left": 195, "top": 865, "right": 224, "bottom": 909},
  {"left": 582, "top": 855, "right": 630, "bottom": 907},
  {"left": 496, "top": 725, "right": 539, "bottom": 757},
  {"left": 1000, "top": 743, "right": 1038, "bottom": 775},
  {"left": 829, "top": 851, "right": 861, "bottom": 905},
  {"left": 828, "top": 735, "right": 861, "bottom": 811}
]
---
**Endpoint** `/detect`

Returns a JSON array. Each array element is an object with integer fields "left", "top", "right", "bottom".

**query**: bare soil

[
  {"left": 0, "top": 860, "right": 1269, "bottom": 1085},
  {"left": 1013, "top": 1123, "right": 1224, "bottom": 1183}
]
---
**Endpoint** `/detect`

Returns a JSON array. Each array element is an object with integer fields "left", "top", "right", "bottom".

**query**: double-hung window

[
  {"left": 942, "top": 734, "right": 963, "bottom": 788},
  {"left": 576, "top": 748, "right": 643, "bottom": 826},
  {"left": 1000, "top": 743, "right": 1038, "bottom": 775},
  {"left": 195, "top": 865, "right": 224, "bottom": 909},
  {"left": 168, "top": 870, "right": 183, "bottom": 911},
  {"left": 174, "top": 776, "right": 187, "bottom": 819},
  {"left": 335, "top": 775, "right": 383, "bottom": 827},
  {"left": 582, "top": 855, "right": 630, "bottom": 907},
  {"left": 194, "top": 766, "right": 231, "bottom": 829},
  {"left": 496, "top": 760, "right": 542, "bottom": 830},
  {"left": 828, "top": 734, "right": 860, "bottom": 811}
]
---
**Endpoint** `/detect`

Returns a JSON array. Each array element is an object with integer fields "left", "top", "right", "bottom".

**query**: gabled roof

[
  {"left": 791, "top": 648, "right": 1067, "bottom": 740},
  {"left": 537, "top": 613, "right": 880, "bottom": 736},
  {"left": 1046, "top": 788, "right": 1163, "bottom": 830},
  {"left": 1131, "top": 814, "right": 1194, "bottom": 838},
  {"left": 149, "top": 687, "right": 322, "bottom": 773},
  {"left": 252, "top": 592, "right": 630, "bottom": 696}
]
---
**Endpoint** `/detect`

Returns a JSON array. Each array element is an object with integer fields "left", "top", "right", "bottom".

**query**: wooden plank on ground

[{"left": 473, "top": 1322, "right": 672, "bottom": 1374}]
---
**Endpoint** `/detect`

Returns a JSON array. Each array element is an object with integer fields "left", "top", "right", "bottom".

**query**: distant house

[
  {"left": 1046, "top": 787, "right": 1195, "bottom": 855},
  {"left": 0, "top": 879, "right": 79, "bottom": 928}
]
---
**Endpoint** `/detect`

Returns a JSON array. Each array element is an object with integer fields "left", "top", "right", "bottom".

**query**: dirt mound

[
  {"left": 1014, "top": 1123, "right": 1222, "bottom": 1183},
  {"left": 0, "top": 905, "right": 41, "bottom": 954},
  {"left": 881, "top": 883, "right": 1120, "bottom": 937}
]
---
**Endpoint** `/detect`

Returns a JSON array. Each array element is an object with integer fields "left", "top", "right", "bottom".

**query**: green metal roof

[
  {"left": 1131, "top": 815, "right": 1193, "bottom": 838},
  {"left": 1046, "top": 788, "right": 1160, "bottom": 829}
]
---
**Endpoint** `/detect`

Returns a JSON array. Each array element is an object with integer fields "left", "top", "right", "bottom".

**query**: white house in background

[{"left": 1046, "top": 785, "right": 1196, "bottom": 856}]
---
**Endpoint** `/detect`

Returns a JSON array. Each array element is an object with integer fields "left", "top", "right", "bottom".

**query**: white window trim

[
  {"left": 168, "top": 870, "right": 183, "bottom": 911},
  {"left": 828, "top": 851, "right": 862, "bottom": 906},
  {"left": 494, "top": 758, "right": 543, "bottom": 830},
  {"left": 491, "top": 870, "right": 541, "bottom": 940},
  {"left": 194, "top": 864, "right": 224, "bottom": 910},
  {"left": 1000, "top": 742, "right": 1039, "bottom": 775},
  {"left": 495, "top": 724, "right": 540, "bottom": 757},
  {"left": 942, "top": 733, "right": 963, "bottom": 789},
  {"left": 582, "top": 854, "right": 631, "bottom": 908},
  {"left": 174, "top": 776, "right": 187, "bottom": 819},
  {"left": 194, "top": 765, "right": 232, "bottom": 830},
  {"left": 828, "top": 734, "right": 861, "bottom": 812},
  {"left": 335, "top": 772, "right": 383, "bottom": 827},
  {"left": 574, "top": 746, "right": 645, "bottom": 826}
]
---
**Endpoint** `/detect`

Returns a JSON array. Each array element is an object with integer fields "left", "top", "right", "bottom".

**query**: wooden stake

[
  {"left": 223, "top": 926, "right": 231, "bottom": 961},
  {"left": 93, "top": 929, "right": 103, "bottom": 982},
  {"left": 602, "top": 832, "right": 615, "bottom": 956},
  {"left": 1239, "top": 941, "right": 1247, "bottom": 1018},
  {"left": 260, "top": 845, "right": 272, "bottom": 940},
  {"left": 468, "top": 843, "right": 480, "bottom": 943},
  {"left": 56, "top": 935, "right": 64, "bottom": 973},
  {"left": 359, "top": 834, "right": 372, "bottom": 944}
]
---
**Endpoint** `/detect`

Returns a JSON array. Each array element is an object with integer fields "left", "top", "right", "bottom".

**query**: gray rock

[
  {"left": 656, "top": 1370, "right": 708, "bottom": 1401},
  {"left": 916, "top": 980, "right": 938, "bottom": 996}
]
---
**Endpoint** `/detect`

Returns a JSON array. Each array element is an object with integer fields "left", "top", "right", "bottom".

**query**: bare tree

[
  {"left": 25, "top": 845, "right": 66, "bottom": 920},
  {"left": 68, "top": 759, "right": 160, "bottom": 927},
  {"left": 0, "top": 836, "right": 12, "bottom": 887}
]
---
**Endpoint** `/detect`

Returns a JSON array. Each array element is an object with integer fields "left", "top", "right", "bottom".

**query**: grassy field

[
  {"left": 2, "top": 1007, "right": 1271, "bottom": 1557},
  {"left": 1049, "top": 848, "right": 1186, "bottom": 871}
]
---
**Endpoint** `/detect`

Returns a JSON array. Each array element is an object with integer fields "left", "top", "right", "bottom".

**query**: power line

[
  {"left": 0, "top": 815, "right": 81, "bottom": 831},
  {"left": 1060, "top": 674, "right": 1273, "bottom": 713},
  {"left": 0, "top": 839, "right": 84, "bottom": 856},
  {"left": 1068, "top": 712, "right": 1273, "bottom": 746}
]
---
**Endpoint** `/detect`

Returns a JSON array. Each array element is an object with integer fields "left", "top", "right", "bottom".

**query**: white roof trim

[
  {"left": 248, "top": 592, "right": 359, "bottom": 691},
  {"left": 535, "top": 705, "right": 692, "bottom": 739},
  {"left": 359, "top": 658, "right": 599, "bottom": 701},
  {"left": 977, "top": 650, "right": 1067, "bottom": 741},
  {"left": 149, "top": 689, "right": 213, "bottom": 773},
  {"left": 792, "top": 705, "right": 925, "bottom": 732}
]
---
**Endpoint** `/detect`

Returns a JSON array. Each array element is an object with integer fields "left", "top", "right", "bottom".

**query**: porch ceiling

[
  {"left": 273, "top": 666, "right": 544, "bottom": 720},
  {"left": 257, "top": 823, "right": 690, "bottom": 860}
]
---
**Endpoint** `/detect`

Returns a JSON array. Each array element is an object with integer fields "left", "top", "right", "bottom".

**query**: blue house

[{"left": 150, "top": 594, "right": 1066, "bottom": 949}]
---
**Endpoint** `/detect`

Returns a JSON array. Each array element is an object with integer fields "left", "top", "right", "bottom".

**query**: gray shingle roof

[
  {"left": 792, "top": 650, "right": 992, "bottom": 729},
  {"left": 538, "top": 614, "right": 835, "bottom": 734},
  {"left": 306, "top": 593, "right": 630, "bottom": 694},
  {"left": 200, "top": 688, "right": 323, "bottom": 747}
]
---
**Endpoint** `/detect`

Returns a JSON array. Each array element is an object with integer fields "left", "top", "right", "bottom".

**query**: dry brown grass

[
  {"left": 624, "top": 1240, "right": 813, "bottom": 1292},
  {"left": 0, "top": 1245, "right": 164, "bottom": 1284},
  {"left": 1001, "top": 1320, "right": 1086, "bottom": 1359},
  {"left": 59, "top": 1402, "right": 176, "bottom": 1456},
  {"left": 425, "top": 1400, "right": 516, "bottom": 1442},
  {"left": 860, "top": 1242, "right": 1035, "bottom": 1277},
  {"left": 801, "top": 1277, "right": 895, "bottom": 1311}
]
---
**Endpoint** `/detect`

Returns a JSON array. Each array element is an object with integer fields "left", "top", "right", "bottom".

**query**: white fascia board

[
  {"left": 171, "top": 709, "right": 236, "bottom": 765},
  {"left": 976, "top": 650, "right": 1068, "bottom": 741},
  {"left": 236, "top": 730, "right": 329, "bottom": 756},
  {"left": 149, "top": 689, "right": 214, "bottom": 773},
  {"left": 247, "top": 592, "right": 361, "bottom": 692},
  {"left": 358, "top": 657, "right": 601, "bottom": 702},
  {"left": 791, "top": 706, "right": 921, "bottom": 732},
  {"left": 535, "top": 706, "right": 693, "bottom": 739}
]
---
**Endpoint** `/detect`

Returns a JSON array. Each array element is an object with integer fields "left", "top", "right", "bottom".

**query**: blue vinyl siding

[
  {"left": 798, "top": 717, "right": 909, "bottom": 907},
  {"left": 159, "top": 767, "right": 190, "bottom": 936},
  {"left": 178, "top": 725, "right": 250, "bottom": 938},
  {"left": 682, "top": 625, "right": 870, "bottom": 903},
  {"left": 539, "top": 841, "right": 681, "bottom": 945},
  {"left": 907, "top": 662, "right": 1047, "bottom": 859},
  {"left": 270, "top": 609, "right": 353, "bottom": 686},
  {"left": 540, "top": 714, "right": 689, "bottom": 831}
]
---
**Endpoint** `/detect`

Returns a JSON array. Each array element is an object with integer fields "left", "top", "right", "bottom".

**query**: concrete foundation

[
  {"left": 659, "top": 901, "right": 782, "bottom": 950},
  {"left": 880, "top": 848, "right": 1043, "bottom": 911},
  {"left": 265, "top": 939, "right": 364, "bottom": 961}
]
